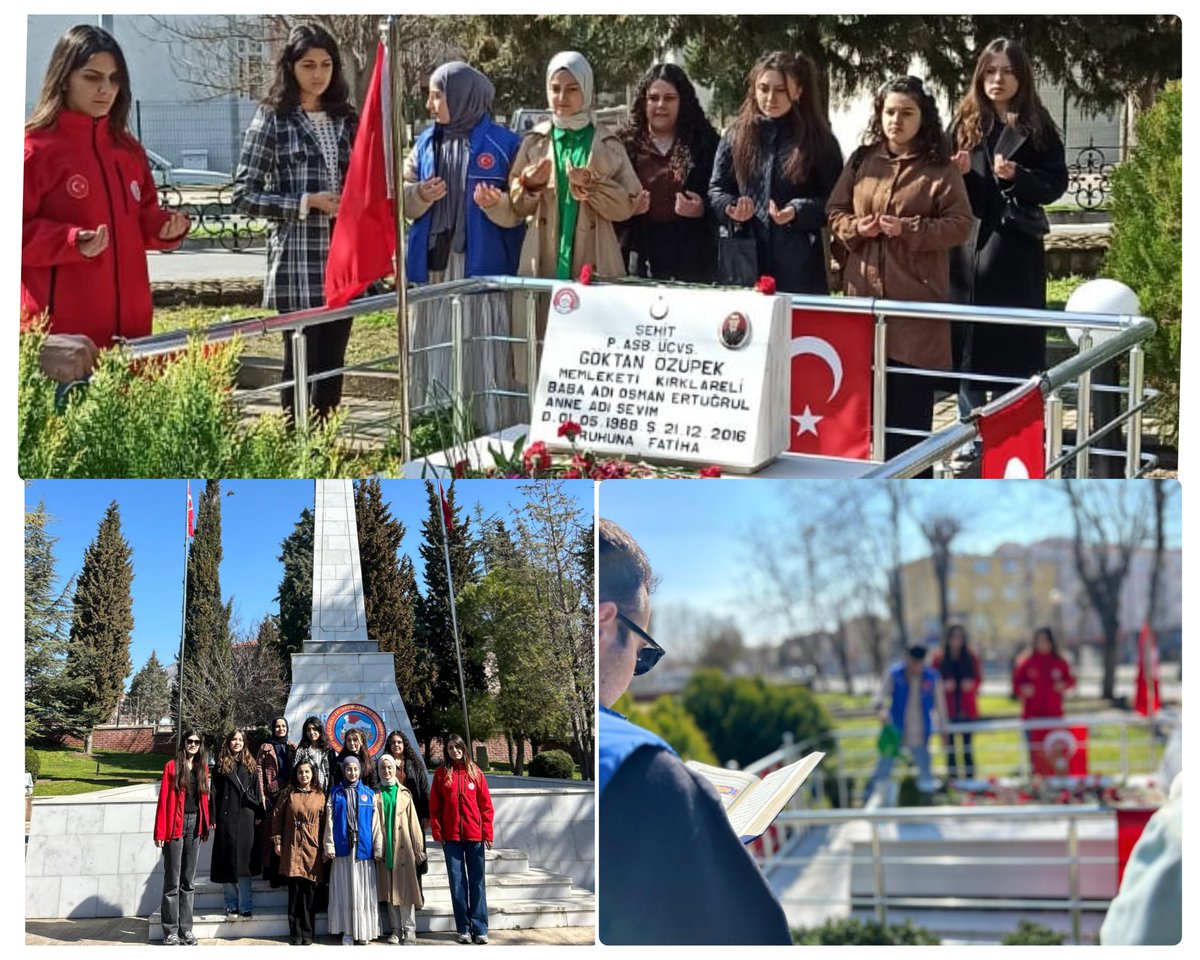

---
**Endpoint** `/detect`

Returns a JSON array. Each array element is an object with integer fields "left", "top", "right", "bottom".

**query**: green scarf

[
  {"left": 552, "top": 124, "right": 595, "bottom": 280},
  {"left": 381, "top": 781, "right": 397, "bottom": 870}
]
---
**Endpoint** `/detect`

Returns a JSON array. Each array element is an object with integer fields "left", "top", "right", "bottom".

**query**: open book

[{"left": 686, "top": 752, "right": 825, "bottom": 844}]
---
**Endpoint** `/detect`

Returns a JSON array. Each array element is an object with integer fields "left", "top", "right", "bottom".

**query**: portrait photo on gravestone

[
  {"left": 597, "top": 478, "right": 1181, "bottom": 945},
  {"left": 18, "top": 14, "right": 1180, "bottom": 482},
  {"left": 24, "top": 478, "right": 596, "bottom": 945}
]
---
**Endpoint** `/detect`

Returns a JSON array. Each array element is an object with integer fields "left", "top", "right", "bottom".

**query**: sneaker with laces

[
  {"left": 225, "top": 910, "right": 238, "bottom": 923},
  {"left": 474, "top": 934, "right": 489, "bottom": 945},
  {"left": 386, "top": 933, "right": 400, "bottom": 945},
  {"left": 182, "top": 932, "right": 198, "bottom": 946},
  {"left": 163, "top": 933, "right": 181, "bottom": 946},
  {"left": 457, "top": 933, "right": 472, "bottom": 944}
]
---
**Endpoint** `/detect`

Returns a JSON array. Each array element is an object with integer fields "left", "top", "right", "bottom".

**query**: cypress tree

[
  {"left": 128, "top": 651, "right": 171, "bottom": 725},
  {"left": 64, "top": 501, "right": 134, "bottom": 736},
  {"left": 275, "top": 507, "right": 314, "bottom": 679}
]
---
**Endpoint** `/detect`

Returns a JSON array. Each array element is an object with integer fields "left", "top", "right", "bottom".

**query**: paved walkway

[{"left": 25, "top": 918, "right": 594, "bottom": 946}]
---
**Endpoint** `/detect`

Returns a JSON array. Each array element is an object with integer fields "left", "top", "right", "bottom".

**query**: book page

[
  {"left": 683, "top": 761, "right": 760, "bottom": 812},
  {"left": 727, "top": 752, "right": 825, "bottom": 841}
]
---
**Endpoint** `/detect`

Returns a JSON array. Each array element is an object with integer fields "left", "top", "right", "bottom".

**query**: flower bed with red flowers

[{"left": 948, "top": 775, "right": 1164, "bottom": 808}]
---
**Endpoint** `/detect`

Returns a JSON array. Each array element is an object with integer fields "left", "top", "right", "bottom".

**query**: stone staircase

[{"left": 148, "top": 843, "right": 594, "bottom": 942}]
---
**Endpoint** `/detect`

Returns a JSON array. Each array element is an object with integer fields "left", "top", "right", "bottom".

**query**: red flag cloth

[
  {"left": 1134, "top": 624, "right": 1161, "bottom": 716},
  {"left": 324, "top": 42, "right": 394, "bottom": 308},
  {"left": 186, "top": 481, "right": 194, "bottom": 539},
  {"left": 979, "top": 383, "right": 1045, "bottom": 478},
  {"left": 1029, "top": 726, "right": 1089, "bottom": 776},
  {"left": 438, "top": 481, "right": 454, "bottom": 534},
  {"left": 788, "top": 307, "right": 874, "bottom": 459},
  {"left": 1115, "top": 806, "right": 1157, "bottom": 884}
]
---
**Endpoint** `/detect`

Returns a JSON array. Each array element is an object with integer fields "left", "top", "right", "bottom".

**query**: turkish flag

[
  {"left": 1030, "top": 726, "right": 1089, "bottom": 776},
  {"left": 438, "top": 480, "right": 455, "bottom": 534},
  {"left": 788, "top": 307, "right": 874, "bottom": 459},
  {"left": 325, "top": 41, "right": 395, "bottom": 308},
  {"left": 979, "top": 381, "right": 1045, "bottom": 478},
  {"left": 186, "top": 481, "right": 194, "bottom": 539},
  {"left": 1134, "top": 624, "right": 1161, "bottom": 716}
]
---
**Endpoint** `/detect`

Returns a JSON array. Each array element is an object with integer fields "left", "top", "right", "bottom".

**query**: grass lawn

[{"left": 31, "top": 747, "right": 165, "bottom": 797}]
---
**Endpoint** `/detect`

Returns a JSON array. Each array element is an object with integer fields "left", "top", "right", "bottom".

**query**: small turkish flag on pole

[
  {"left": 438, "top": 480, "right": 454, "bottom": 534},
  {"left": 1134, "top": 623, "right": 1161, "bottom": 717},
  {"left": 979, "top": 380, "right": 1046, "bottom": 478},
  {"left": 186, "top": 481, "right": 194, "bottom": 539},
  {"left": 788, "top": 306, "right": 874, "bottom": 459}
]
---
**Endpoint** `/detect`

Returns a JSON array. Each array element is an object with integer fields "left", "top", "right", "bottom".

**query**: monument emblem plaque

[{"left": 529, "top": 284, "right": 791, "bottom": 473}]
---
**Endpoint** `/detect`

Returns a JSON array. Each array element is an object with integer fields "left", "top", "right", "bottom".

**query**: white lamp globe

[{"left": 1063, "top": 278, "right": 1141, "bottom": 345}]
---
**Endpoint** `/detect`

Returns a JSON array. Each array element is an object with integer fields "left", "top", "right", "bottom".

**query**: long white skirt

[
  {"left": 409, "top": 251, "right": 521, "bottom": 434},
  {"left": 327, "top": 855, "right": 380, "bottom": 941}
]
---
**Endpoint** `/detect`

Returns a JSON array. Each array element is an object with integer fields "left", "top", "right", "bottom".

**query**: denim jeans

[
  {"left": 222, "top": 876, "right": 253, "bottom": 913},
  {"left": 870, "top": 744, "right": 935, "bottom": 796},
  {"left": 161, "top": 812, "right": 200, "bottom": 938},
  {"left": 442, "top": 840, "right": 488, "bottom": 937}
]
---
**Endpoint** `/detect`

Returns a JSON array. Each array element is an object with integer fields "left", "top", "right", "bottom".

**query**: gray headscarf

[
  {"left": 547, "top": 51, "right": 595, "bottom": 131},
  {"left": 340, "top": 755, "right": 362, "bottom": 853},
  {"left": 429, "top": 61, "right": 494, "bottom": 254}
]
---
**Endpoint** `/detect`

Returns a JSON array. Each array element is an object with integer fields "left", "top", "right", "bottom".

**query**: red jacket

[
  {"left": 22, "top": 110, "right": 179, "bottom": 346},
  {"left": 1013, "top": 651, "right": 1076, "bottom": 719},
  {"left": 430, "top": 762, "right": 493, "bottom": 844},
  {"left": 931, "top": 649, "right": 983, "bottom": 720},
  {"left": 153, "top": 759, "right": 212, "bottom": 843}
]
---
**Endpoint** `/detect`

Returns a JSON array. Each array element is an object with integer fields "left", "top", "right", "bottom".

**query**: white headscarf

[
  {"left": 377, "top": 753, "right": 398, "bottom": 785},
  {"left": 546, "top": 51, "right": 595, "bottom": 131}
]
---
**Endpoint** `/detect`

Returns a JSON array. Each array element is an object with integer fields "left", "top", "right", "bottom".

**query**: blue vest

[
  {"left": 330, "top": 783, "right": 376, "bottom": 860},
  {"left": 598, "top": 704, "right": 676, "bottom": 795},
  {"left": 889, "top": 664, "right": 939, "bottom": 741},
  {"left": 405, "top": 116, "right": 525, "bottom": 284}
]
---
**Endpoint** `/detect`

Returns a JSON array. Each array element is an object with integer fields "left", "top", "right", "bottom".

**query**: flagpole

[
  {"left": 437, "top": 482, "right": 472, "bottom": 750},
  {"left": 384, "top": 16, "right": 411, "bottom": 464},
  {"left": 176, "top": 482, "right": 191, "bottom": 747}
]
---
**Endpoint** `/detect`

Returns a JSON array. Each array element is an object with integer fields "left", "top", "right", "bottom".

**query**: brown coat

[
  {"left": 483, "top": 121, "right": 641, "bottom": 279},
  {"left": 271, "top": 786, "right": 326, "bottom": 882},
  {"left": 827, "top": 144, "right": 975, "bottom": 370},
  {"left": 375, "top": 784, "right": 427, "bottom": 908}
]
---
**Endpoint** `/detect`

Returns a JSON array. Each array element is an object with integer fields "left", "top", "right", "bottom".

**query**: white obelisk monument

[{"left": 284, "top": 480, "right": 422, "bottom": 765}]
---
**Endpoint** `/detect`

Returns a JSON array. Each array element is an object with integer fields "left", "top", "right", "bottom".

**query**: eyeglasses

[
  {"left": 616, "top": 612, "right": 666, "bottom": 676},
  {"left": 185, "top": 738, "right": 201, "bottom": 746}
]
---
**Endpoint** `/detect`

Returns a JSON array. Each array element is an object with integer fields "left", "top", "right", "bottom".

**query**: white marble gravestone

[{"left": 283, "top": 480, "right": 422, "bottom": 766}]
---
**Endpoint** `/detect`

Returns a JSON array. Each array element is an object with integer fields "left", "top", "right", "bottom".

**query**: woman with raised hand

[
  {"left": 617, "top": 63, "right": 720, "bottom": 282},
  {"left": 949, "top": 38, "right": 1069, "bottom": 415},
  {"left": 23, "top": 24, "right": 189, "bottom": 347},
  {"left": 708, "top": 51, "right": 843, "bottom": 293},
  {"left": 405, "top": 61, "right": 526, "bottom": 432},
  {"left": 826, "top": 76, "right": 974, "bottom": 462},
  {"left": 210, "top": 729, "right": 264, "bottom": 922},
  {"left": 231, "top": 24, "right": 357, "bottom": 421},
  {"left": 153, "top": 730, "right": 212, "bottom": 946}
]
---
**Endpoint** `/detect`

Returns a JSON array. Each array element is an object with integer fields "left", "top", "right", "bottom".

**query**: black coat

[
  {"left": 950, "top": 120, "right": 1068, "bottom": 378},
  {"left": 621, "top": 135, "right": 719, "bottom": 283},
  {"left": 708, "top": 117, "right": 843, "bottom": 295},
  {"left": 210, "top": 763, "right": 263, "bottom": 883},
  {"left": 399, "top": 754, "right": 431, "bottom": 823}
]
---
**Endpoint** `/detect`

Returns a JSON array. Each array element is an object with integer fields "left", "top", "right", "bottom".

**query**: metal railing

[{"left": 125, "top": 276, "right": 1158, "bottom": 475}]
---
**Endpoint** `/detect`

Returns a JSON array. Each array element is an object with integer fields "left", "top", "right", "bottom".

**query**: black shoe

[
  {"left": 241, "top": 912, "right": 253, "bottom": 919},
  {"left": 163, "top": 934, "right": 181, "bottom": 946},
  {"left": 182, "top": 932, "right": 198, "bottom": 946}
]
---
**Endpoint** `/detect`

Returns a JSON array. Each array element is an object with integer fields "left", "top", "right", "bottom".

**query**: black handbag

[
  {"left": 427, "top": 230, "right": 452, "bottom": 273},
  {"left": 999, "top": 195, "right": 1050, "bottom": 240},
  {"left": 716, "top": 228, "right": 758, "bottom": 286}
]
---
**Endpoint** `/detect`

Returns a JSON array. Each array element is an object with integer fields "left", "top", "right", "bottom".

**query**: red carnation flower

[
  {"left": 579, "top": 263, "right": 594, "bottom": 285},
  {"left": 562, "top": 467, "right": 583, "bottom": 479},
  {"left": 557, "top": 420, "right": 583, "bottom": 442},
  {"left": 754, "top": 275, "right": 777, "bottom": 295},
  {"left": 452, "top": 459, "right": 470, "bottom": 479},
  {"left": 522, "top": 440, "right": 552, "bottom": 473},
  {"left": 698, "top": 465, "right": 722, "bottom": 478}
]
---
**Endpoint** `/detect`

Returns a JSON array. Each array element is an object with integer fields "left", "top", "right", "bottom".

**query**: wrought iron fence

[{"left": 1064, "top": 138, "right": 1122, "bottom": 210}]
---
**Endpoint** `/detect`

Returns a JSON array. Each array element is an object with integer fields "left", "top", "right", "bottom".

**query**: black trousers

[
  {"left": 945, "top": 731, "right": 975, "bottom": 779},
  {"left": 287, "top": 876, "right": 317, "bottom": 944},
  {"left": 280, "top": 317, "right": 354, "bottom": 420},
  {"left": 885, "top": 362, "right": 936, "bottom": 474}
]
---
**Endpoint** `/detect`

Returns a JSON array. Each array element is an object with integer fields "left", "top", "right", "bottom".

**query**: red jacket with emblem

[
  {"left": 153, "top": 759, "right": 212, "bottom": 843},
  {"left": 1013, "top": 650, "right": 1076, "bottom": 719},
  {"left": 429, "top": 761, "right": 493, "bottom": 844},
  {"left": 22, "top": 110, "right": 180, "bottom": 346}
]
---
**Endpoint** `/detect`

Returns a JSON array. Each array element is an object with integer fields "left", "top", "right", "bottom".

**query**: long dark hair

[
  {"left": 172, "top": 729, "right": 211, "bottom": 795},
  {"left": 26, "top": 24, "right": 134, "bottom": 144},
  {"left": 1033, "top": 625, "right": 1059, "bottom": 656},
  {"left": 865, "top": 76, "right": 949, "bottom": 164},
  {"left": 265, "top": 23, "right": 353, "bottom": 119},
  {"left": 939, "top": 623, "right": 977, "bottom": 678},
  {"left": 300, "top": 715, "right": 328, "bottom": 751},
  {"left": 952, "top": 38, "right": 1058, "bottom": 152},
  {"left": 339, "top": 726, "right": 376, "bottom": 787},
  {"left": 444, "top": 733, "right": 479, "bottom": 781},
  {"left": 618, "top": 63, "right": 718, "bottom": 180},
  {"left": 289, "top": 758, "right": 317, "bottom": 791},
  {"left": 216, "top": 728, "right": 258, "bottom": 777},
  {"left": 728, "top": 51, "right": 837, "bottom": 188}
]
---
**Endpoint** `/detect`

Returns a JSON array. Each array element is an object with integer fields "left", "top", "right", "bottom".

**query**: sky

[
  {"left": 600, "top": 479, "right": 1182, "bottom": 645},
  {"left": 25, "top": 479, "right": 594, "bottom": 680}
]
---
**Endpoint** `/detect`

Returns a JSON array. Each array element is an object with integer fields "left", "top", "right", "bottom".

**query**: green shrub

[
  {"left": 793, "top": 917, "right": 941, "bottom": 945},
  {"left": 18, "top": 325, "right": 360, "bottom": 478},
  {"left": 1105, "top": 81, "right": 1182, "bottom": 445},
  {"left": 1002, "top": 920, "right": 1066, "bottom": 945},
  {"left": 25, "top": 747, "right": 41, "bottom": 779},
  {"left": 527, "top": 749, "right": 575, "bottom": 780},
  {"left": 612, "top": 693, "right": 718, "bottom": 765}
]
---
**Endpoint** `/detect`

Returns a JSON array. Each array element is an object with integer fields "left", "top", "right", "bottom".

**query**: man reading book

[{"left": 597, "top": 519, "right": 792, "bottom": 946}]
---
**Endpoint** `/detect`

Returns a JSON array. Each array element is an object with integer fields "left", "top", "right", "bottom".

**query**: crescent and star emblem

[{"left": 790, "top": 336, "right": 844, "bottom": 437}]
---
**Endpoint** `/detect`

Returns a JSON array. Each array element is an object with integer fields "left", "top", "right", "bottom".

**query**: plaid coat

[{"left": 232, "top": 104, "right": 357, "bottom": 312}]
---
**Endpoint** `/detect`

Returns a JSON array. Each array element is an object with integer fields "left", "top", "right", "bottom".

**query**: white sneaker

[
  {"left": 225, "top": 910, "right": 238, "bottom": 923},
  {"left": 386, "top": 933, "right": 400, "bottom": 945},
  {"left": 457, "top": 933, "right": 472, "bottom": 944},
  {"left": 474, "top": 934, "right": 489, "bottom": 945}
]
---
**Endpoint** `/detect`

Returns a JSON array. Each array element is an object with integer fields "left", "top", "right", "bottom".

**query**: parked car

[
  {"left": 508, "top": 105, "right": 628, "bottom": 133},
  {"left": 144, "top": 148, "right": 232, "bottom": 187}
]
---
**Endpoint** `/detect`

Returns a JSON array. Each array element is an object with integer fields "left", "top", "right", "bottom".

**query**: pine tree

[
  {"left": 128, "top": 651, "right": 172, "bottom": 725},
  {"left": 275, "top": 506, "right": 314, "bottom": 679},
  {"left": 63, "top": 501, "right": 135, "bottom": 737},
  {"left": 25, "top": 501, "right": 83, "bottom": 740},
  {"left": 413, "top": 482, "right": 483, "bottom": 744},
  {"left": 354, "top": 480, "right": 419, "bottom": 701}
]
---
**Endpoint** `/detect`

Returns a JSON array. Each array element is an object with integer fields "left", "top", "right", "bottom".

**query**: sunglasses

[
  {"left": 616, "top": 612, "right": 666, "bottom": 676},
  {"left": 185, "top": 738, "right": 201, "bottom": 746}
]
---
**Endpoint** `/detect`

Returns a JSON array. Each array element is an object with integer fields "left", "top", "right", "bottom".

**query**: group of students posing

[
  {"left": 152, "top": 718, "right": 494, "bottom": 946},
  {"left": 23, "top": 23, "right": 1066, "bottom": 447}
]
